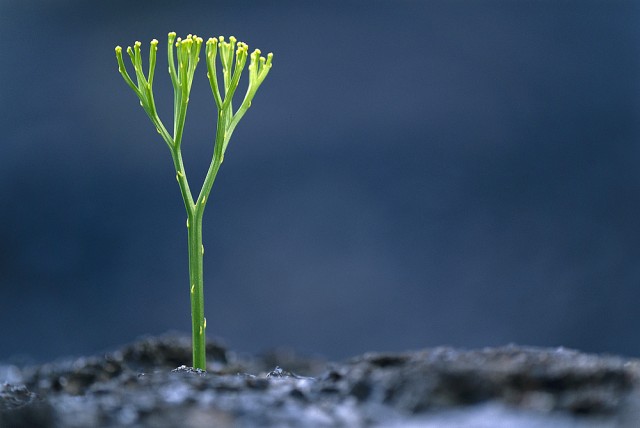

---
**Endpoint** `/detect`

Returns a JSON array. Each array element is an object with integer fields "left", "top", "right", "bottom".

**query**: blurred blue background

[{"left": 0, "top": 0, "right": 639, "bottom": 363}]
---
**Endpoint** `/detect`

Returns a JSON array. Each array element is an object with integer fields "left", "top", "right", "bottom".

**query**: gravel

[{"left": 2, "top": 335, "right": 640, "bottom": 427}]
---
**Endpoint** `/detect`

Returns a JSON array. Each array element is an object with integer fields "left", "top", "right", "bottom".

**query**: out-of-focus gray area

[{"left": 0, "top": 0, "right": 638, "bottom": 362}]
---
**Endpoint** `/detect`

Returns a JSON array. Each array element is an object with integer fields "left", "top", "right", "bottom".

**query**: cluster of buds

[
  {"left": 205, "top": 36, "right": 273, "bottom": 110},
  {"left": 115, "top": 39, "right": 167, "bottom": 140},
  {"left": 114, "top": 32, "right": 273, "bottom": 155},
  {"left": 167, "top": 33, "right": 204, "bottom": 147},
  {"left": 168, "top": 34, "right": 203, "bottom": 103},
  {"left": 205, "top": 36, "right": 273, "bottom": 156}
]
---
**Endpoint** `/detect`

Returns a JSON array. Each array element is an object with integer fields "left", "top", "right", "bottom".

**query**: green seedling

[{"left": 115, "top": 33, "right": 273, "bottom": 370}]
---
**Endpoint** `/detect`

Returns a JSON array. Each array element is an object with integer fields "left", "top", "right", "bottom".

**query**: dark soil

[{"left": 2, "top": 335, "right": 640, "bottom": 427}]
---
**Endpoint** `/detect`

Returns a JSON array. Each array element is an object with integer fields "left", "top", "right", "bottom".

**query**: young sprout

[{"left": 115, "top": 33, "right": 273, "bottom": 370}]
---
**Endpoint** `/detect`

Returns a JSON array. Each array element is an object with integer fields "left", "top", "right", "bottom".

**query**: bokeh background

[{"left": 0, "top": 0, "right": 638, "bottom": 363}]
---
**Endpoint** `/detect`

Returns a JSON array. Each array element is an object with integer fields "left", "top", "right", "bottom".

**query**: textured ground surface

[{"left": 2, "top": 336, "right": 640, "bottom": 427}]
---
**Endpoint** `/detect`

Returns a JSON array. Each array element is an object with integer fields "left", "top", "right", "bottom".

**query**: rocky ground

[{"left": 1, "top": 335, "right": 640, "bottom": 427}]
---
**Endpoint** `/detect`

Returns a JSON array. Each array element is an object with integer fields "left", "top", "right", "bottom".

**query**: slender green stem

[{"left": 187, "top": 211, "right": 206, "bottom": 369}]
